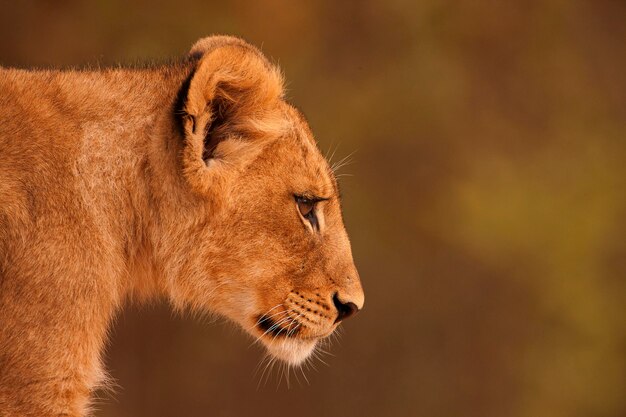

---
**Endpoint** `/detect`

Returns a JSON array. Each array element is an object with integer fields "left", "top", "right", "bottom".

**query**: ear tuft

[{"left": 188, "top": 35, "right": 250, "bottom": 60}]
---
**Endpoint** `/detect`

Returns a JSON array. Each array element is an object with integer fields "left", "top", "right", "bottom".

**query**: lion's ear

[
  {"left": 187, "top": 35, "right": 250, "bottom": 59},
  {"left": 178, "top": 39, "right": 284, "bottom": 195}
]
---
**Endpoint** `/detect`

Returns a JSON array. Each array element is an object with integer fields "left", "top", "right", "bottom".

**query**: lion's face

[
  {"left": 161, "top": 37, "right": 363, "bottom": 365},
  {"left": 209, "top": 115, "right": 363, "bottom": 365}
]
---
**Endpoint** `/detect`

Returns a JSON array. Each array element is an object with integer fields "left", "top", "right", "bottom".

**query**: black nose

[{"left": 333, "top": 293, "right": 360, "bottom": 323}]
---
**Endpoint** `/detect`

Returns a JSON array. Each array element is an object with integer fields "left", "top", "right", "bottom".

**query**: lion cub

[{"left": 0, "top": 36, "right": 363, "bottom": 416}]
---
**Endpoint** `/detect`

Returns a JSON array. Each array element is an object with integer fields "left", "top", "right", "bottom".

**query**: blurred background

[{"left": 2, "top": 1, "right": 625, "bottom": 416}]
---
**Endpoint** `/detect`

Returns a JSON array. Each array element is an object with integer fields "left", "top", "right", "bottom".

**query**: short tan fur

[{"left": 0, "top": 36, "right": 364, "bottom": 416}]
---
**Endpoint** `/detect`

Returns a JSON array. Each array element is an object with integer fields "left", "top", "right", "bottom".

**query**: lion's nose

[{"left": 332, "top": 292, "right": 360, "bottom": 323}]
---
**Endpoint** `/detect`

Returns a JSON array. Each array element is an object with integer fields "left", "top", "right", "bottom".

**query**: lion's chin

[{"left": 264, "top": 337, "right": 317, "bottom": 366}]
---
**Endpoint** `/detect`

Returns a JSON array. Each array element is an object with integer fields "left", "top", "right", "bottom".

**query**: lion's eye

[
  {"left": 295, "top": 196, "right": 319, "bottom": 231},
  {"left": 297, "top": 199, "right": 314, "bottom": 217}
]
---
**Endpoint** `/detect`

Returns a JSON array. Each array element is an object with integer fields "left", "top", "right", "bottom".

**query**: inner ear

[{"left": 202, "top": 99, "right": 229, "bottom": 163}]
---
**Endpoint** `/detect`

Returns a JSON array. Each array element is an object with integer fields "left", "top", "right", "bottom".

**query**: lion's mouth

[
  {"left": 256, "top": 313, "right": 302, "bottom": 339},
  {"left": 253, "top": 312, "right": 329, "bottom": 365}
]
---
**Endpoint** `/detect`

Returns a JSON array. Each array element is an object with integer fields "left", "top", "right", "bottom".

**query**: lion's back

[
  {"left": 0, "top": 66, "right": 168, "bottom": 264},
  {"left": 0, "top": 69, "right": 87, "bottom": 256}
]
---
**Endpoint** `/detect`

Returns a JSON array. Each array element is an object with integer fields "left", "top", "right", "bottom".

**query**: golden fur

[{"left": 0, "top": 36, "right": 364, "bottom": 416}]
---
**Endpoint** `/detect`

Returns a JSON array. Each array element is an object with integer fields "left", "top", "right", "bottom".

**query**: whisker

[
  {"left": 268, "top": 315, "right": 296, "bottom": 344},
  {"left": 252, "top": 309, "right": 289, "bottom": 331},
  {"left": 277, "top": 362, "right": 286, "bottom": 390},
  {"left": 292, "top": 362, "right": 301, "bottom": 387},
  {"left": 259, "top": 356, "right": 277, "bottom": 389},
  {"left": 327, "top": 140, "right": 341, "bottom": 166},
  {"left": 287, "top": 322, "right": 301, "bottom": 338},
  {"left": 248, "top": 304, "right": 284, "bottom": 331},
  {"left": 316, "top": 345, "right": 336, "bottom": 357},
  {"left": 300, "top": 365, "right": 310, "bottom": 385},
  {"left": 312, "top": 348, "right": 330, "bottom": 367},
  {"left": 251, "top": 312, "right": 289, "bottom": 341},
  {"left": 249, "top": 313, "right": 291, "bottom": 347},
  {"left": 305, "top": 354, "right": 318, "bottom": 373},
  {"left": 331, "top": 150, "right": 357, "bottom": 173},
  {"left": 253, "top": 354, "right": 271, "bottom": 381}
]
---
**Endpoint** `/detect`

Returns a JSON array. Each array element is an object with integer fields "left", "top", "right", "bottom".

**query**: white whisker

[
  {"left": 249, "top": 313, "right": 291, "bottom": 347},
  {"left": 248, "top": 304, "right": 284, "bottom": 331},
  {"left": 299, "top": 362, "right": 310, "bottom": 385}
]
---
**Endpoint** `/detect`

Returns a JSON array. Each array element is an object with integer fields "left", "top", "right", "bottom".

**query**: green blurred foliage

[{"left": 1, "top": 1, "right": 624, "bottom": 416}]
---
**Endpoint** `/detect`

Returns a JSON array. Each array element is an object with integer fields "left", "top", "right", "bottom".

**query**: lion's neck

[{"left": 0, "top": 64, "right": 196, "bottom": 415}]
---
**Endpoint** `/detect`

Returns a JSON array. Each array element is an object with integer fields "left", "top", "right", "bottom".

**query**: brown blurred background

[{"left": 2, "top": 1, "right": 625, "bottom": 416}]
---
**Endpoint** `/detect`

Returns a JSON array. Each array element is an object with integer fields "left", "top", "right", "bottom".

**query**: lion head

[{"left": 149, "top": 36, "right": 364, "bottom": 366}]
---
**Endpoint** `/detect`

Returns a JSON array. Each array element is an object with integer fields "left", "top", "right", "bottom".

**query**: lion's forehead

[
  {"left": 255, "top": 106, "right": 337, "bottom": 198},
  {"left": 293, "top": 120, "right": 337, "bottom": 197},
  {"left": 299, "top": 143, "right": 337, "bottom": 197}
]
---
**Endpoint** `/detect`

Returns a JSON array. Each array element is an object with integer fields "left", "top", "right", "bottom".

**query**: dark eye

[
  {"left": 297, "top": 198, "right": 314, "bottom": 217},
  {"left": 295, "top": 196, "right": 319, "bottom": 230}
]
